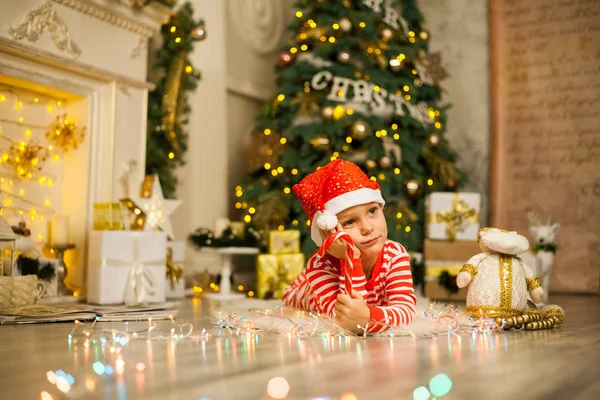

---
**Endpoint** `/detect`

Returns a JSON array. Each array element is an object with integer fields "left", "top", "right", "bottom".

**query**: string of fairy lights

[{"left": 0, "top": 85, "right": 85, "bottom": 242}]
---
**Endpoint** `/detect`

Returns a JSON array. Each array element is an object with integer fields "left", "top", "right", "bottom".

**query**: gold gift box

[
  {"left": 93, "top": 203, "right": 124, "bottom": 230},
  {"left": 268, "top": 230, "right": 300, "bottom": 254},
  {"left": 425, "top": 263, "right": 463, "bottom": 277},
  {"left": 256, "top": 253, "right": 304, "bottom": 299}
]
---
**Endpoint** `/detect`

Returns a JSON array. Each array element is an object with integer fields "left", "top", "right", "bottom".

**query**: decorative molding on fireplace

[
  {"left": 7, "top": 1, "right": 81, "bottom": 56},
  {"left": 0, "top": 37, "right": 154, "bottom": 90},
  {"left": 53, "top": 0, "right": 170, "bottom": 38}
]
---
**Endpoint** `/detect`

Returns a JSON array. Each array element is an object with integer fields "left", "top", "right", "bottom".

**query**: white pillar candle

[{"left": 49, "top": 215, "right": 70, "bottom": 245}]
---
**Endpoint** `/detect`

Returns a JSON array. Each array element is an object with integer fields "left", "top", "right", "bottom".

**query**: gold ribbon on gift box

[
  {"left": 268, "top": 230, "right": 300, "bottom": 254},
  {"left": 93, "top": 203, "right": 125, "bottom": 230},
  {"left": 257, "top": 254, "right": 304, "bottom": 299},
  {"left": 166, "top": 247, "right": 183, "bottom": 287},
  {"left": 425, "top": 263, "right": 463, "bottom": 278},
  {"left": 426, "top": 193, "right": 479, "bottom": 240}
]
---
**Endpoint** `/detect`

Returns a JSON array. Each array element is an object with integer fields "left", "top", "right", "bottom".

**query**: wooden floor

[{"left": 0, "top": 295, "right": 598, "bottom": 399}]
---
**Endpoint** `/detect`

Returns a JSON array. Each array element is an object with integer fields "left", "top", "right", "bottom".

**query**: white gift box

[
  {"left": 87, "top": 231, "right": 167, "bottom": 305},
  {"left": 425, "top": 192, "right": 481, "bottom": 241},
  {"left": 165, "top": 240, "right": 186, "bottom": 299}
]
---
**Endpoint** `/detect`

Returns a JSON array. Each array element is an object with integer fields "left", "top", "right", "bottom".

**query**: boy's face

[{"left": 336, "top": 202, "right": 387, "bottom": 259}]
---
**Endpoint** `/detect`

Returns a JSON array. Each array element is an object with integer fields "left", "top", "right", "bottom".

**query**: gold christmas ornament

[
  {"left": 428, "top": 133, "right": 441, "bottom": 147},
  {"left": 350, "top": 119, "right": 371, "bottom": 140},
  {"left": 444, "top": 179, "right": 458, "bottom": 191},
  {"left": 4, "top": 140, "right": 50, "bottom": 180},
  {"left": 191, "top": 24, "right": 207, "bottom": 41},
  {"left": 321, "top": 105, "right": 335, "bottom": 121},
  {"left": 365, "top": 160, "right": 377, "bottom": 170},
  {"left": 381, "top": 28, "right": 394, "bottom": 41},
  {"left": 419, "top": 29, "right": 430, "bottom": 40},
  {"left": 414, "top": 78, "right": 423, "bottom": 87},
  {"left": 405, "top": 179, "right": 422, "bottom": 196},
  {"left": 339, "top": 17, "right": 352, "bottom": 32},
  {"left": 337, "top": 51, "right": 352, "bottom": 64},
  {"left": 309, "top": 134, "right": 330, "bottom": 152},
  {"left": 389, "top": 58, "right": 403, "bottom": 72},
  {"left": 45, "top": 114, "right": 85, "bottom": 152},
  {"left": 379, "top": 156, "right": 392, "bottom": 168},
  {"left": 342, "top": 0, "right": 353, "bottom": 8},
  {"left": 277, "top": 50, "right": 294, "bottom": 68}
]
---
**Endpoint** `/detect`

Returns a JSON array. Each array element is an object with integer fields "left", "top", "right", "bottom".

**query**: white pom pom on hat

[{"left": 316, "top": 211, "right": 338, "bottom": 231}]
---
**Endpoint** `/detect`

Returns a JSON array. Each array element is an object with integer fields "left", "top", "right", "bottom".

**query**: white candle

[{"left": 49, "top": 215, "right": 69, "bottom": 245}]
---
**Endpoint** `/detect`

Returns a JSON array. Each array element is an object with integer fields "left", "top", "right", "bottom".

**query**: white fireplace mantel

[{"left": 0, "top": 0, "right": 171, "bottom": 293}]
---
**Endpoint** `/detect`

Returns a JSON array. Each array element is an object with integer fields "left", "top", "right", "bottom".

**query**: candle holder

[{"left": 45, "top": 243, "right": 76, "bottom": 296}]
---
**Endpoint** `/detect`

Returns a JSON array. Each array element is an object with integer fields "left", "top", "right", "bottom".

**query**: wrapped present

[
  {"left": 87, "top": 231, "right": 166, "bottom": 305},
  {"left": 165, "top": 241, "right": 186, "bottom": 299},
  {"left": 425, "top": 192, "right": 480, "bottom": 241},
  {"left": 268, "top": 230, "right": 300, "bottom": 254},
  {"left": 93, "top": 203, "right": 125, "bottom": 230},
  {"left": 424, "top": 280, "right": 467, "bottom": 301},
  {"left": 256, "top": 253, "right": 304, "bottom": 299},
  {"left": 424, "top": 239, "right": 480, "bottom": 261}
]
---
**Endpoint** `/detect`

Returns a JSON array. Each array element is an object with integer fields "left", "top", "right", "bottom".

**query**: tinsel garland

[{"left": 145, "top": 2, "right": 204, "bottom": 198}]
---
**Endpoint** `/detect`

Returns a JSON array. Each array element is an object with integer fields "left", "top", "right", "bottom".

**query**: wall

[
  {"left": 418, "top": 0, "right": 491, "bottom": 224},
  {"left": 173, "top": 0, "right": 294, "bottom": 275}
]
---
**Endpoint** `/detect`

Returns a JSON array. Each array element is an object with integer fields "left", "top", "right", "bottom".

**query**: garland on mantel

[{"left": 145, "top": 1, "right": 205, "bottom": 198}]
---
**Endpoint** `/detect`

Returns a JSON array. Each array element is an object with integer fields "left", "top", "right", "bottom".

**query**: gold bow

[
  {"left": 166, "top": 247, "right": 183, "bottom": 286},
  {"left": 428, "top": 194, "right": 478, "bottom": 240}
]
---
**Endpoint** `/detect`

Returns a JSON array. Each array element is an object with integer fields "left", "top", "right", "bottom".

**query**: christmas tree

[{"left": 235, "top": 0, "right": 465, "bottom": 258}]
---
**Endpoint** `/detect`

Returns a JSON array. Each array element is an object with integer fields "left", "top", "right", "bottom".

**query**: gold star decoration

[{"left": 127, "top": 175, "right": 182, "bottom": 239}]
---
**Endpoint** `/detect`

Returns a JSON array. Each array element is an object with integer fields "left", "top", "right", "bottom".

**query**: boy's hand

[
  {"left": 319, "top": 224, "right": 361, "bottom": 259},
  {"left": 335, "top": 290, "right": 370, "bottom": 334}
]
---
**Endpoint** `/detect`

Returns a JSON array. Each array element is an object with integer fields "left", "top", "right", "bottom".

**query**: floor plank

[{"left": 0, "top": 294, "right": 598, "bottom": 399}]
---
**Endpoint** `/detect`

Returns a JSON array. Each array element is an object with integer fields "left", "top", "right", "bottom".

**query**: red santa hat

[{"left": 292, "top": 159, "right": 385, "bottom": 246}]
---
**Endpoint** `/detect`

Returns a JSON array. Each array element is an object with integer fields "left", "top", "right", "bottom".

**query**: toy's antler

[{"left": 527, "top": 211, "right": 541, "bottom": 227}]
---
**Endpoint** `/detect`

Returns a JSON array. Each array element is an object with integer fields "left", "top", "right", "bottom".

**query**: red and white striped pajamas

[{"left": 282, "top": 240, "right": 416, "bottom": 332}]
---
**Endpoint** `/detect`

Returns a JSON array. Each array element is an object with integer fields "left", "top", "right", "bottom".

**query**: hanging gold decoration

[
  {"left": 419, "top": 29, "right": 430, "bottom": 41},
  {"left": 339, "top": 17, "right": 352, "bottom": 32},
  {"left": 162, "top": 51, "right": 188, "bottom": 154},
  {"left": 45, "top": 114, "right": 85, "bottom": 152},
  {"left": 379, "top": 156, "right": 392, "bottom": 168},
  {"left": 415, "top": 51, "right": 449, "bottom": 86},
  {"left": 291, "top": 90, "right": 319, "bottom": 116},
  {"left": 4, "top": 140, "right": 50, "bottom": 180},
  {"left": 424, "top": 148, "right": 461, "bottom": 189},
  {"left": 244, "top": 131, "right": 285, "bottom": 173}
]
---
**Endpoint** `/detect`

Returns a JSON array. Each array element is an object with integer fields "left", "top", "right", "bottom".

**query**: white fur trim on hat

[
  {"left": 480, "top": 228, "right": 529, "bottom": 256},
  {"left": 310, "top": 188, "right": 385, "bottom": 246}
]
